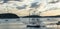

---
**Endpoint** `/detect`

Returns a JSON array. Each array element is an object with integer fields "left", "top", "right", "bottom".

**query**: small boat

[
  {"left": 26, "top": 10, "right": 40, "bottom": 27},
  {"left": 27, "top": 23, "right": 40, "bottom": 27},
  {"left": 27, "top": 17, "right": 40, "bottom": 27}
]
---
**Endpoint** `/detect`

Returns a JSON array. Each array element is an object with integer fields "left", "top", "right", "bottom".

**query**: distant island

[{"left": 0, "top": 13, "right": 19, "bottom": 19}]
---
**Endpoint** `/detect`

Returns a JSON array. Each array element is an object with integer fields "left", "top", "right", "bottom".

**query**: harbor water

[{"left": 0, "top": 18, "right": 59, "bottom": 29}]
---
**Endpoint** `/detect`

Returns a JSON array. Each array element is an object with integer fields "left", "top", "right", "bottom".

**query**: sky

[{"left": 0, "top": 0, "right": 60, "bottom": 16}]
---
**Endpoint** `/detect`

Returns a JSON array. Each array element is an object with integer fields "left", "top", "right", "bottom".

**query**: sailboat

[
  {"left": 27, "top": 18, "right": 40, "bottom": 27},
  {"left": 27, "top": 10, "right": 40, "bottom": 27}
]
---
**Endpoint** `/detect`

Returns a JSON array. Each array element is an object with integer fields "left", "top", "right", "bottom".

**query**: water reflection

[
  {"left": 27, "top": 27, "right": 40, "bottom": 29},
  {"left": 25, "top": 27, "right": 47, "bottom": 29}
]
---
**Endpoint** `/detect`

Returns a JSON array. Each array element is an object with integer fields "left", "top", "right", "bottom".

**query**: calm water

[
  {"left": 0, "top": 25, "right": 45, "bottom": 29},
  {"left": 25, "top": 27, "right": 47, "bottom": 29},
  {"left": 0, "top": 18, "right": 59, "bottom": 29}
]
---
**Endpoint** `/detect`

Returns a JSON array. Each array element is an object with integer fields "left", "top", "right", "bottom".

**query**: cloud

[
  {"left": 16, "top": 5, "right": 27, "bottom": 9},
  {"left": 30, "top": 2, "right": 40, "bottom": 9},
  {"left": 3, "top": 0, "right": 8, "bottom": 3}
]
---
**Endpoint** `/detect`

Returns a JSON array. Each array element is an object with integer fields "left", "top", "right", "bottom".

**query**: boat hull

[{"left": 27, "top": 25, "right": 40, "bottom": 27}]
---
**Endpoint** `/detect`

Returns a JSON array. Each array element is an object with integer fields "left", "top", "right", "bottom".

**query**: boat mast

[
  {"left": 6, "top": 5, "right": 8, "bottom": 13},
  {"left": 28, "top": 2, "right": 41, "bottom": 24}
]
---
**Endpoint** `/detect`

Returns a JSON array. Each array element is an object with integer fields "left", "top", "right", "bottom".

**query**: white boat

[
  {"left": 27, "top": 23, "right": 40, "bottom": 27},
  {"left": 26, "top": 16, "right": 40, "bottom": 27}
]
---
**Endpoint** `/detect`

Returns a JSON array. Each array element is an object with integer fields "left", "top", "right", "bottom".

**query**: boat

[
  {"left": 27, "top": 24, "right": 40, "bottom": 27},
  {"left": 26, "top": 10, "right": 40, "bottom": 27},
  {"left": 22, "top": 14, "right": 41, "bottom": 27},
  {"left": 27, "top": 18, "right": 40, "bottom": 27}
]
